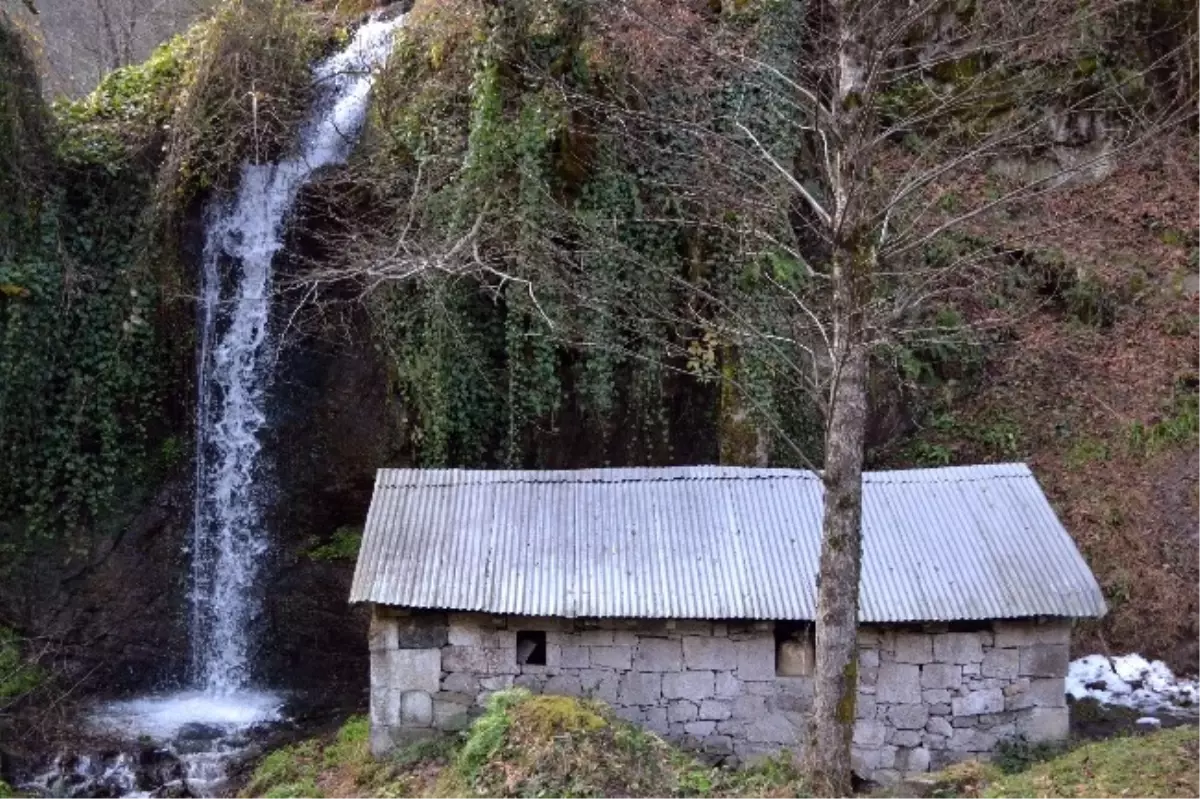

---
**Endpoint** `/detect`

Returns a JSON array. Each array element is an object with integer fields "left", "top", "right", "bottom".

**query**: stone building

[{"left": 350, "top": 464, "right": 1107, "bottom": 782}]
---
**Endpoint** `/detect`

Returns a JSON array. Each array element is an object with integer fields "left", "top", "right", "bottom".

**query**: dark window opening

[
  {"left": 775, "top": 621, "right": 814, "bottom": 676},
  {"left": 946, "top": 620, "right": 992, "bottom": 633},
  {"left": 516, "top": 631, "right": 547, "bottom": 665}
]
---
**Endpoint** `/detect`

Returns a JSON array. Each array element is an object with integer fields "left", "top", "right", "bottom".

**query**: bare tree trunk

[{"left": 806, "top": 237, "right": 871, "bottom": 796}]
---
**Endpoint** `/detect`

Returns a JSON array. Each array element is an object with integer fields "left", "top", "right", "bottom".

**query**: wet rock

[
  {"left": 174, "top": 723, "right": 224, "bottom": 742},
  {"left": 136, "top": 748, "right": 184, "bottom": 791}
]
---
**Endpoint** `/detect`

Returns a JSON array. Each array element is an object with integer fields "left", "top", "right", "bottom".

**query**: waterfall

[{"left": 189, "top": 13, "right": 403, "bottom": 693}]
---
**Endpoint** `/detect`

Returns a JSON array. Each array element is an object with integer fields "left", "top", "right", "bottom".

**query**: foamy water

[{"left": 89, "top": 690, "right": 285, "bottom": 741}]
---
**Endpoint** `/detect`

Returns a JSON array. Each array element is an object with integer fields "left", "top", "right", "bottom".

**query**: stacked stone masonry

[{"left": 368, "top": 607, "right": 1072, "bottom": 783}]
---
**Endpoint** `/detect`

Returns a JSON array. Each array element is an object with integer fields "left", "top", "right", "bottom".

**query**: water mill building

[{"left": 349, "top": 464, "right": 1107, "bottom": 782}]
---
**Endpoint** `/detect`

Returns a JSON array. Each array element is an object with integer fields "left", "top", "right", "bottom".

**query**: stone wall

[{"left": 367, "top": 606, "right": 1072, "bottom": 782}]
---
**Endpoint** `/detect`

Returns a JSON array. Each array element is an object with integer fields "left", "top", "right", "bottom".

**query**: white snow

[{"left": 1067, "top": 654, "right": 1199, "bottom": 714}]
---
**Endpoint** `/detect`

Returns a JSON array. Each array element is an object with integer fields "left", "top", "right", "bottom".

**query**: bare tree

[{"left": 281, "top": 0, "right": 1191, "bottom": 789}]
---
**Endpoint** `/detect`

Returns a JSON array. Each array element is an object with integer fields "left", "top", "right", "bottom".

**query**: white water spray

[
  {"left": 190, "top": 12, "right": 404, "bottom": 694},
  {"left": 73, "top": 14, "right": 404, "bottom": 798}
]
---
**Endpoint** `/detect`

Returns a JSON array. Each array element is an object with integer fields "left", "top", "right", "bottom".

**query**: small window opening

[
  {"left": 946, "top": 620, "right": 992, "bottom": 633},
  {"left": 775, "top": 621, "right": 814, "bottom": 677},
  {"left": 516, "top": 631, "right": 547, "bottom": 665}
]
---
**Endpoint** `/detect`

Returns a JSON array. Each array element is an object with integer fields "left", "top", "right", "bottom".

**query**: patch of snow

[
  {"left": 1136, "top": 716, "right": 1163, "bottom": 727},
  {"left": 1067, "top": 654, "right": 1199, "bottom": 715}
]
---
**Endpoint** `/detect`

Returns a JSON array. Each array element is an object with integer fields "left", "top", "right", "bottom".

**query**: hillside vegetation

[
  {"left": 0, "top": 0, "right": 1196, "bottom": 695},
  {"left": 241, "top": 692, "right": 1200, "bottom": 799}
]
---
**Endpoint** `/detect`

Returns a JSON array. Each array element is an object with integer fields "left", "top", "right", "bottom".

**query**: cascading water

[
  {"left": 191, "top": 10, "right": 403, "bottom": 695},
  {"left": 44, "top": 13, "right": 407, "bottom": 799}
]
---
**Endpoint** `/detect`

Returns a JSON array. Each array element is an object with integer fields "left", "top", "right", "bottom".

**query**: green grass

[{"left": 930, "top": 727, "right": 1200, "bottom": 798}]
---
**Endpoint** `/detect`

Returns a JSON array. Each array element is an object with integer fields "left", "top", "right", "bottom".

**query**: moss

[
  {"left": 0, "top": 627, "right": 44, "bottom": 700},
  {"left": 307, "top": 527, "right": 362, "bottom": 562},
  {"left": 836, "top": 657, "right": 858, "bottom": 724},
  {"left": 242, "top": 740, "right": 323, "bottom": 798},
  {"left": 508, "top": 693, "right": 607, "bottom": 738}
]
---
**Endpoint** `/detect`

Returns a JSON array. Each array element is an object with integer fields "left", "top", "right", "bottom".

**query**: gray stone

[
  {"left": 852, "top": 746, "right": 879, "bottom": 774},
  {"left": 515, "top": 673, "right": 545, "bottom": 691},
  {"left": 889, "top": 704, "right": 929, "bottom": 730},
  {"left": 715, "top": 671, "right": 741, "bottom": 698},
  {"left": 698, "top": 700, "right": 732, "bottom": 721},
  {"left": 369, "top": 616, "right": 399, "bottom": 652},
  {"left": 591, "top": 646, "right": 633, "bottom": 670},
  {"left": 962, "top": 663, "right": 981, "bottom": 676},
  {"left": 947, "top": 727, "right": 977, "bottom": 752},
  {"left": 635, "top": 638, "right": 683, "bottom": 672},
  {"left": 671, "top": 620, "right": 714, "bottom": 636},
  {"left": 441, "top": 645, "right": 487, "bottom": 673},
  {"left": 612, "top": 630, "right": 639, "bottom": 646},
  {"left": 923, "top": 689, "right": 951, "bottom": 704},
  {"left": 878, "top": 746, "right": 897, "bottom": 769},
  {"left": 577, "top": 630, "right": 613, "bottom": 646},
  {"left": 877, "top": 663, "right": 921, "bottom": 704},
  {"left": 859, "top": 648, "right": 880, "bottom": 669},
  {"left": 768, "top": 692, "right": 812, "bottom": 714},
  {"left": 401, "top": 691, "right": 433, "bottom": 726},
  {"left": 743, "top": 681, "right": 776, "bottom": 696},
  {"left": 894, "top": 633, "right": 933, "bottom": 663},
  {"left": 614, "top": 705, "right": 644, "bottom": 724},
  {"left": 903, "top": 747, "right": 931, "bottom": 774},
  {"left": 951, "top": 716, "right": 976, "bottom": 728},
  {"left": 433, "top": 700, "right": 471, "bottom": 731},
  {"left": 669, "top": 700, "right": 699, "bottom": 722},
  {"left": 1017, "top": 706, "right": 1069, "bottom": 742},
  {"left": 685, "top": 720, "right": 717, "bottom": 737},
  {"left": 370, "top": 725, "right": 394, "bottom": 757},
  {"left": 926, "top": 716, "right": 953, "bottom": 737},
  {"left": 1029, "top": 677, "right": 1066, "bottom": 707},
  {"left": 560, "top": 646, "right": 590, "bottom": 669},
  {"left": 853, "top": 719, "right": 887, "bottom": 748},
  {"left": 716, "top": 719, "right": 745, "bottom": 736},
  {"left": 992, "top": 622, "right": 1037, "bottom": 648},
  {"left": 921, "top": 663, "right": 961, "bottom": 689},
  {"left": 663, "top": 671, "right": 715, "bottom": 701},
  {"left": 732, "top": 694, "right": 767, "bottom": 720},
  {"left": 371, "top": 687, "right": 400, "bottom": 726},
  {"left": 856, "top": 695, "right": 876, "bottom": 720},
  {"left": 479, "top": 675, "right": 513, "bottom": 691},
  {"left": 584, "top": 672, "right": 619, "bottom": 704},
  {"left": 746, "top": 713, "right": 796, "bottom": 744},
  {"left": 890, "top": 730, "right": 922, "bottom": 748},
  {"left": 736, "top": 636, "right": 776, "bottom": 682},
  {"left": 1020, "top": 644, "right": 1069, "bottom": 678},
  {"left": 933, "top": 634, "right": 984, "bottom": 665},
  {"left": 385, "top": 649, "right": 442, "bottom": 693},
  {"left": 545, "top": 674, "right": 583, "bottom": 696},
  {"left": 618, "top": 672, "right": 661, "bottom": 705},
  {"left": 397, "top": 616, "right": 449, "bottom": 649},
  {"left": 929, "top": 703, "right": 952, "bottom": 716},
  {"left": 447, "top": 614, "right": 484, "bottom": 646},
  {"left": 704, "top": 735, "right": 734, "bottom": 754},
  {"left": 982, "top": 648, "right": 1020, "bottom": 679},
  {"left": 442, "top": 673, "right": 479, "bottom": 694},
  {"left": 953, "top": 689, "right": 1004, "bottom": 716},
  {"left": 683, "top": 637, "right": 738, "bottom": 671},
  {"left": 645, "top": 706, "right": 669, "bottom": 735}
]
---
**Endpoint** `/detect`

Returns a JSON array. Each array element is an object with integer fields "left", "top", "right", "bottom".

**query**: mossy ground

[
  {"left": 242, "top": 690, "right": 807, "bottom": 798},
  {"left": 914, "top": 726, "right": 1200, "bottom": 799}
]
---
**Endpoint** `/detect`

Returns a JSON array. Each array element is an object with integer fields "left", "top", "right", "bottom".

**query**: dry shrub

[{"left": 159, "top": 0, "right": 327, "bottom": 206}]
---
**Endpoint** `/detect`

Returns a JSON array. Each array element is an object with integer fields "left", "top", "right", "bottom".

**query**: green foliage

[
  {"left": 455, "top": 688, "right": 526, "bottom": 781},
  {"left": 307, "top": 526, "right": 363, "bottom": 562},
  {"left": 243, "top": 740, "right": 323, "bottom": 798},
  {"left": 1127, "top": 392, "right": 1199, "bottom": 456},
  {"left": 992, "top": 738, "right": 1067, "bottom": 774},
  {"left": 0, "top": 778, "right": 13, "bottom": 798},
  {"left": 0, "top": 627, "right": 43, "bottom": 701}
]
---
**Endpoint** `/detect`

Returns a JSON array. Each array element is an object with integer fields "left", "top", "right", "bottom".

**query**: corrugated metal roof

[{"left": 349, "top": 463, "right": 1107, "bottom": 622}]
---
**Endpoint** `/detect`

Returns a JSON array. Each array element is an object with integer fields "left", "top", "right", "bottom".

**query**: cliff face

[{"left": 0, "top": 0, "right": 1195, "bottom": 710}]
